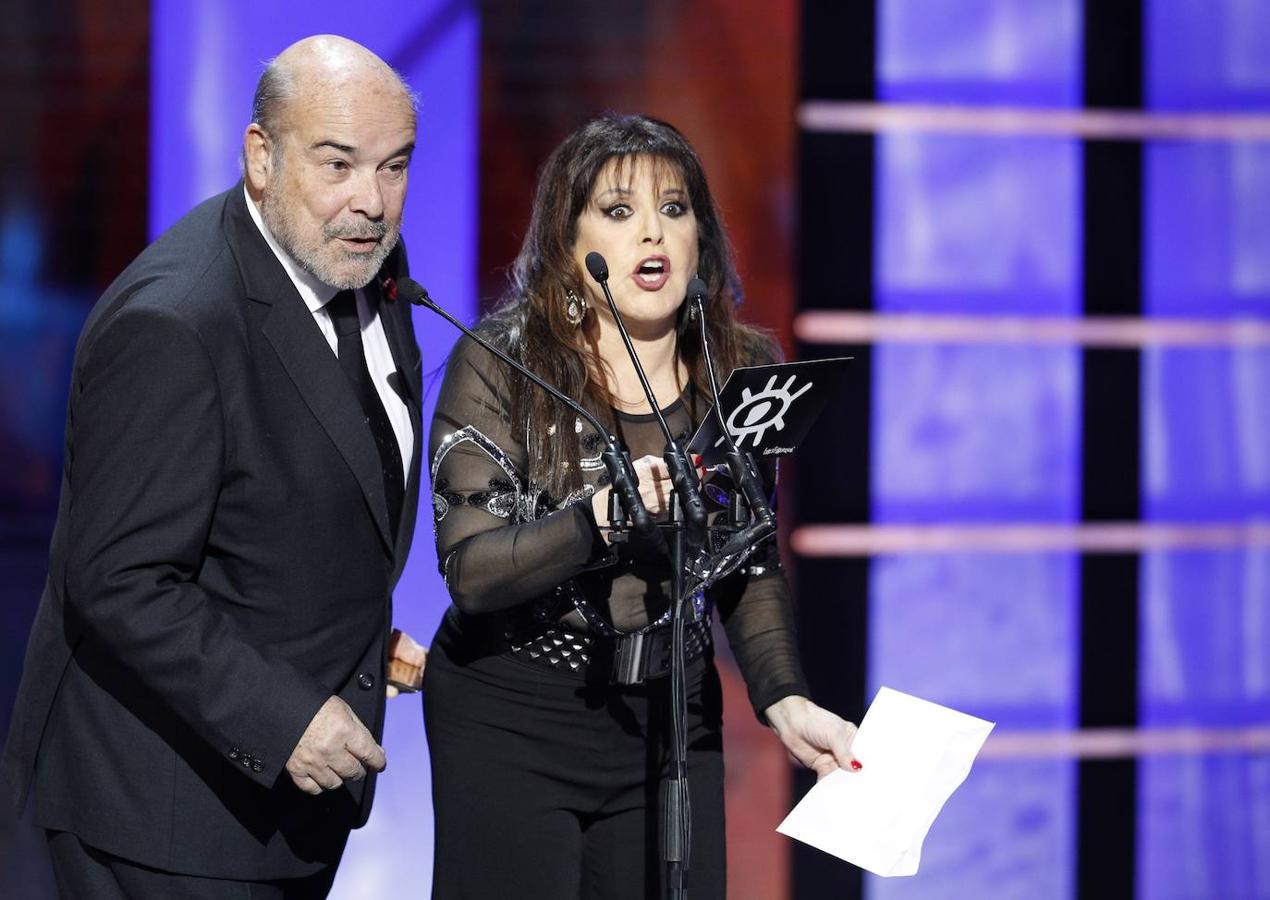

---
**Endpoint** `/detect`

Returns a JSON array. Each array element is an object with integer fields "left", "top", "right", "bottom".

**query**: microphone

[
  {"left": 685, "top": 277, "right": 776, "bottom": 556},
  {"left": 583, "top": 252, "right": 608, "bottom": 281},
  {"left": 584, "top": 252, "right": 707, "bottom": 536},
  {"left": 397, "top": 277, "right": 656, "bottom": 539}
]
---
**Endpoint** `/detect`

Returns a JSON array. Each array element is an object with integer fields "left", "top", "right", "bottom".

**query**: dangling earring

[{"left": 564, "top": 289, "right": 587, "bottom": 326}]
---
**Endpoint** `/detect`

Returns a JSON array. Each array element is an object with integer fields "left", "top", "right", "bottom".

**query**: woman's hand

[
  {"left": 591, "top": 454, "right": 673, "bottom": 530},
  {"left": 764, "top": 695, "right": 862, "bottom": 779}
]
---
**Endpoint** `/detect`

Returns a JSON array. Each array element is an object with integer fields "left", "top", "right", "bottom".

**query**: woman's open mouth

[{"left": 631, "top": 256, "right": 670, "bottom": 290}]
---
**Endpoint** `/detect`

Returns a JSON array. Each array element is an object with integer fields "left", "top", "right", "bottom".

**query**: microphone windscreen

[
  {"left": 584, "top": 252, "right": 609, "bottom": 283},
  {"left": 685, "top": 277, "right": 707, "bottom": 301},
  {"left": 397, "top": 277, "right": 429, "bottom": 305}
]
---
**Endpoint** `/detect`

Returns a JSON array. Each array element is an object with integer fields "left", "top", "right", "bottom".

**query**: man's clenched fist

[{"left": 285, "top": 695, "right": 386, "bottom": 795}]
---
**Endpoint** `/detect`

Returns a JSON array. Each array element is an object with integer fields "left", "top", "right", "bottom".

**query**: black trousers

[
  {"left": 45, "top": 831, "right": 337, "bottom": 900},
  {"left": 423, "top": 636, "right": 726, "bottom": 900}
]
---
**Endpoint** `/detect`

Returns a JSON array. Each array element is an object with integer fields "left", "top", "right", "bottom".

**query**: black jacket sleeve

[{"left": 64, "top": 303, "right": 329, "bottom": 788}]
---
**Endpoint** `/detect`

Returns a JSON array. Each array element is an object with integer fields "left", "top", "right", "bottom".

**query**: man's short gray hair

[
  {"left": 251, "top": 56, "right": 295, "bottom": 140},
  {"left": 240, "top": 57, "right": 293, "bottom": 174}
]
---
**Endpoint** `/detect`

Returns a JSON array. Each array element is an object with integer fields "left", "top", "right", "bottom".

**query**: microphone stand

[
  {"left": 687, "top": 280, "right": 776, "bottom": 569},
  {"left": 396, "top": 277, "right": 656, "bottom": 540},
  {"left": 583, "top": 252, "right": 704, "bottom": 900}
]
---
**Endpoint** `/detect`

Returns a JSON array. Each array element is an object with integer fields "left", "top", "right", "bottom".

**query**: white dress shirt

[{"left": 244, "top": 187, "right": 414, "bottom": 483}]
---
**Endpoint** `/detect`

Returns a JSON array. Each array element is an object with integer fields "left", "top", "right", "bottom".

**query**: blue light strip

[
  {"left": 868, "top": 2, "right": 1082, "bottom": 897},
  {"left": 1140, "top": 2, "right": 1270, "bottom": 897}
]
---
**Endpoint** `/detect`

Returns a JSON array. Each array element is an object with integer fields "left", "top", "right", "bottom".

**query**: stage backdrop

[{"left": 794, "top": 2, "right": 1270, "bottom": 898}]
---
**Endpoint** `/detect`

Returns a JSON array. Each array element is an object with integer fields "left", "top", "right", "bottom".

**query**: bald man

[{"left": 1, "top": 36, "right": 427, "bottom": 898}]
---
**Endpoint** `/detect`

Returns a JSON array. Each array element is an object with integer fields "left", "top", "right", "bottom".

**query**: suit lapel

[{"left": 225, "top": 187, "right": 395, "bottom": 554}]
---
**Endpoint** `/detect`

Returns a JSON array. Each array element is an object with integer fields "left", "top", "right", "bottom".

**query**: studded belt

[{"left": 504, "top": 617, "right": 712, "bottom": 686}]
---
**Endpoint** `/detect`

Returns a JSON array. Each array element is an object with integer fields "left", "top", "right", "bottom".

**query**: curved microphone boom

[
  {"left": 583, "top": 252, "right": 707, "bottom": 536},
  {"left": 397, "top": 277, "right": 656, "bottom": 539}
]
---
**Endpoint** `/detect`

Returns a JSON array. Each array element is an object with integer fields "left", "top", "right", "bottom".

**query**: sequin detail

[{"left": 430, "top": 426, "right": 523, "bottom": 527}]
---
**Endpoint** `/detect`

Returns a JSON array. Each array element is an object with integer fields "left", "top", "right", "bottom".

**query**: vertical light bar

[
  {"left": 868, "top": 2, "right": 1082, "bottom": 898},
  {"left": 150, "top": 3, "right": 478, "bottom": 894},
  {"left": 1140, "top": 2, "right": 1270, "bottom": 897}
]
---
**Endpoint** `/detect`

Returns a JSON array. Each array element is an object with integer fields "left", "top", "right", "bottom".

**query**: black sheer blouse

[{"left": 428, "top": 335, "right": 809, "bottom": 718}]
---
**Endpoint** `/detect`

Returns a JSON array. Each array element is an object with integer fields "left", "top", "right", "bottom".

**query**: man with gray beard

[{"left": 1, "top": 35, "right": 427, "bottom": 898}]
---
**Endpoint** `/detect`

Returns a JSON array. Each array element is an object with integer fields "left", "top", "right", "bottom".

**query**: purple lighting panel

[
  {"left": 1141, "top": 2, "right": 1270, "bottom": 897},
  {"left": 869, "top": 2, "right": 1082, "bottom": 898},
  {"left": 1146, "top": 0, "right": 1270, "bottom": 112},
  {"left": 878, "top": 0, "right": 1081, "bottom": 107}
]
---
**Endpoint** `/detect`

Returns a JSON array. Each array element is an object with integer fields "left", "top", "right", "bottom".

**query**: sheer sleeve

[
  {"left": 715, "top": 533, "right": 810, "bottom": 722},
  {"left": 428, "top": 336, "right": 612, "bottom": 615},
  {"left": 713, "top": 336, "right": 810, "bottom": 720}
]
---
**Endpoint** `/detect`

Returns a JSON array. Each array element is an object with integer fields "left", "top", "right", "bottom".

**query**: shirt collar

[{"left": 243, "top": 184, "right": 339, "bottom": 313}]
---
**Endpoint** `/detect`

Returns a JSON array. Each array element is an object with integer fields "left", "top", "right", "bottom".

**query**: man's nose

[{"left": 349, "top": 170, "right": 385, "bottom": 220}]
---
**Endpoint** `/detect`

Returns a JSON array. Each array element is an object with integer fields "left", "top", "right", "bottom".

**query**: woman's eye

[
  {"left": 661, "top": 201, "right": 687, "bottom": 217},
  {"left": 602, "top": 204, "right": 632, "bottom": 219}
]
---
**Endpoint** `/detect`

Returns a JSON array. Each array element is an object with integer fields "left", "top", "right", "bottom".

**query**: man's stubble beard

[{"left": 260, "top": 183, "right": 400, "bottom": 291}]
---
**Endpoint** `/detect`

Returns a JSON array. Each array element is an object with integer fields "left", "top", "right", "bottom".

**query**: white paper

[{"left": 776, "top": 687, "right": 994, "bottom": 877}]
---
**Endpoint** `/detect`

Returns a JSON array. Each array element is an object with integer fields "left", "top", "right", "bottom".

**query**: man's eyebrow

[
  {"left": 388, "top": 141, "right": 416, "bottom": 160},
  {"left": 309, "top": 140, "right": 357, "bottom": 154},
  {"left": 307, "top": 140, "right": 416, "bottom": 160}
]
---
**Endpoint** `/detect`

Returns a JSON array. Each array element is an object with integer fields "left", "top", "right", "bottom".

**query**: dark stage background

[{"left": 3, "top": 2, "right": 1268, "bottom": 898}]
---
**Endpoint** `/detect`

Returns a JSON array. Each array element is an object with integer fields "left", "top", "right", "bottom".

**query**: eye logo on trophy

[
  {"left": 689, "top": 357, "right": 852, "bottom": 466},
  {"left": 716, "top": 373, "right": 816, "bottom": 450}
]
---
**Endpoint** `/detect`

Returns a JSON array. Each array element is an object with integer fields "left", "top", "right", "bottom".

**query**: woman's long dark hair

[{"left": 482, "top": 113, "right": 777, "bottom": 498}]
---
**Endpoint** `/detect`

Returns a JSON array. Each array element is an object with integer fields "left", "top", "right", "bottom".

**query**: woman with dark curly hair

[{"left": 422, "top": 113, "right": 859, "bottom": 898}]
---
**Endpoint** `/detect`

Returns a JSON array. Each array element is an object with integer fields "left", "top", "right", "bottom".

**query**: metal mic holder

[{"left": 688, "top": 294, "right": 777, "bottom": 588}]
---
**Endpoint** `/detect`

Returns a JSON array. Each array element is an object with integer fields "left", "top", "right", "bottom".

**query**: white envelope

[{"left": 776, "top": 687, "right": 995, "bottom": 877}]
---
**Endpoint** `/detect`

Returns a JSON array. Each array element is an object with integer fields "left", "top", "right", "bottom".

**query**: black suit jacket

[{"left": 0, "top": 185, "right": 423, "bottom": 879}]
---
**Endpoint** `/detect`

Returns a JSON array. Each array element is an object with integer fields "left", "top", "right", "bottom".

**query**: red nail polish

[{"left": 850, "top": 760, "right": 863, "bottom": 771}]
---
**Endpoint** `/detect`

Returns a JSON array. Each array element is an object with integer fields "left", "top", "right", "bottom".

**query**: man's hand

[
  {"left": 385, "top": 628, "right": 427, "bottom": 697},
  {"left": 285, "top": 696, "right": 386, "bottom": 796},
  {"left": 765, "top": 695, "right": 862, "bottom": 780}
]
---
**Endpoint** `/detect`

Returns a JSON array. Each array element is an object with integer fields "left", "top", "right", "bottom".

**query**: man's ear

[{"left": 243, "top": 124, "right": 273, "bottom": 191}]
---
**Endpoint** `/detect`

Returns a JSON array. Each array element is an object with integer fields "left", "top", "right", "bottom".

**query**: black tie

[{"left": 327, "top": 290, "right": 405, "bottom": 538}]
